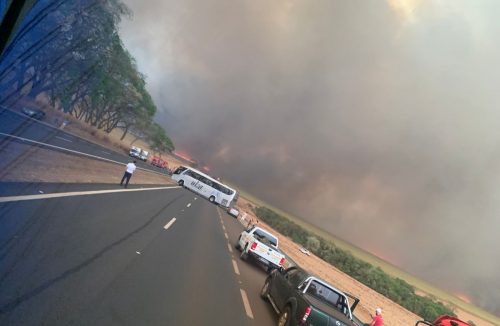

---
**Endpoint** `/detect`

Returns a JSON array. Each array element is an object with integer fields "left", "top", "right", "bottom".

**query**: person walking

[
  {"left": 120, "top": 160, "right": 137, "bottom": 188},
  {"left": 369, "top": 308, "right": 384, "bottom": 326}
]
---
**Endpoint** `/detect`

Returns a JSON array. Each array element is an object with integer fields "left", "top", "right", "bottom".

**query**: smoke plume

[{"left": 120, "top": 0, "right": 500, "bottom": 316}]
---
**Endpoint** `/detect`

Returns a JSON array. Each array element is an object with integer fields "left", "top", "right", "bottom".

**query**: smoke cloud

[{"left": 119, "top": 0, "right": 500, "bottom": 315}]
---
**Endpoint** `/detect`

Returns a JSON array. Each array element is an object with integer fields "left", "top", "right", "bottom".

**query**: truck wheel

[
  {"left": 240, "top": 244, "right": 248, "bottom": 261},
  {"left": 260, "top": 279, "right": 270, "bottom": 300},
  {"left": 209, "top": 196, "right": 215, "bottom": 203},
  {"left": 178, "top": 180, "right": 184, "bottom": 186},
  {"left": 235, "top": 235, "right": 242, "bottom": 250},
  {"left": 277, "top": 306, "right": 291, "bottom": 326}
]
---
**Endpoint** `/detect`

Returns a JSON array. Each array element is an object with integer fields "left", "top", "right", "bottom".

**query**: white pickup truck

[{"left": 236, "top": 225, "right": 286, "bottom": 273}]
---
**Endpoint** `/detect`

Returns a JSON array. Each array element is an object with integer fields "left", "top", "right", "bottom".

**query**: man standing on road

[
  {"left": 120, "top": 160, "right": 137, "bottom": 188},
  {"left": 369, "top": 308, "right": 384, "bottom": 326}
]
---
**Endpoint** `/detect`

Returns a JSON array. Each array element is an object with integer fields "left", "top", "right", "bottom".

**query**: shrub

[{"left": 255, "top": 206, "right": 455, "bottom": 321}]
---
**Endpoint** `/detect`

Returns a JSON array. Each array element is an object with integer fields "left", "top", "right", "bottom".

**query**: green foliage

[
  {"left": 0, "top": 0, "right": 174, "bottom": 154},
  {"left": 255, "top": 206, "right": 456, "bottom": 321}
]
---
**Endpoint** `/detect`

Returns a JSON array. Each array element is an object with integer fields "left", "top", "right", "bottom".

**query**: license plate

[{"left": 258, "top": 257, "right": 269, "bottom": 265}]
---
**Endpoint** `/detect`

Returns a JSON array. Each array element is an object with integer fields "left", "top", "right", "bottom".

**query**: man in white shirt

[{"left": 120, "top": 161, "right": 137, "bottom": 188}]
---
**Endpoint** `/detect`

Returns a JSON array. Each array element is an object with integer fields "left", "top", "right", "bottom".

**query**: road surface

[
  {"left": 0, "top": 107, "right": 166, "bottom": 174},
  {"left": 0, "top": 184, "right": 277, "bottom": 325}
]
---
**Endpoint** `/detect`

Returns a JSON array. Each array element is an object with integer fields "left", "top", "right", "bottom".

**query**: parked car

[
  {"left": 261, "top": 266, "right": 360, "bottom": 326},
  {"left": 416, "top": 315, "right": 471, "bottom": 326},
  {"left": 299, "top": 247, "right": 311, "bottom": 256},
  {"left": 21, "top": 107, "right": 45, "bottom": 120},
  {"left": 227, "top": 207, "right": 240, "bottom": 218}
]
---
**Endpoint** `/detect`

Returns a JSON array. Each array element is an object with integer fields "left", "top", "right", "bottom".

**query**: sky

[{"left": 119, "top": 0, "right": 500, "bottom": 315}]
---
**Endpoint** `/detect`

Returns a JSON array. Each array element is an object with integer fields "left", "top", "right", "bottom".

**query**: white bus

[{"left": 171, "top": 166, "right": 238, "bottom": 207}]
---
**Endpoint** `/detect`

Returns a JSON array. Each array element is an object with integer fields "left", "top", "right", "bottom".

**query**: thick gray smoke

[{"left": 120, "top": 0, "right": 500, "bottom": 315}]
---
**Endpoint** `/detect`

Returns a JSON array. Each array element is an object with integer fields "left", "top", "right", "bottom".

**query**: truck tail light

[
  {"left": 250, "top": 242, "right": 257, "bottom": 250},
  {"left": 300, "top": 306, "right": 312, "bottom": 324},
  {"left": 279, "top": 257, "right": 285, "bottom": 266}
]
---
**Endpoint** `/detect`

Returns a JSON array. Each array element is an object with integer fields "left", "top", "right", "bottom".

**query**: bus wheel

[
  {"left": 178, "top": 180, "right": 184, "bottom": 186},
  {"left": 209, "top": 196, "right": 215, "bottom": 203}
]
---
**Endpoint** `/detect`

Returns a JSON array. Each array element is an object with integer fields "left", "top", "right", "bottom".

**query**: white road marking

[
  {"left": 55, "top": 136, "right": 72, "bottom": 142},
  {"left": 101, "top": 150, "right": 111, "bottom": 155},
  {"left": 239, "top": 289, "right": 254, "bottom": 319},
  {"left": 0, "top": 186, "right": 179, "bottom": 203},
  {"left": 224, "top": 232, "right": 228, "bottom": 240},
  {"left": 163, "top": 218, "right": 177, "bottom": 230},
  {"left": 227, "top": 243, "right": 233, "bottom": 253},
  {"left": 0, "top": 132, "right": 166, "bottom": 177},
  {"left": 187, "top": 203, "right": 191, "bottom": 208},
  {"left": 232, "top": 259, "right": 240, "bottom": 275},
  {"left": 222, "top": 225, "right": 226, "bottom": 232},
  {"left": 136, "top": 251, "right": 141, "bottom": 255},
  {"left": 194, "top": 197, "right": 197, "bottom": 200}
]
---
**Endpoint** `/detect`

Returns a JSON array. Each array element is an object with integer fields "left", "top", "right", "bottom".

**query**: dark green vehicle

[{"left": 261, "top": 266, "right": 360, "bottom": 326}]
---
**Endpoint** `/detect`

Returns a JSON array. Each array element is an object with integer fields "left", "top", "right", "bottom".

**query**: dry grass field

[{"left": 234, "top": 191, "right": 500, "bottom": 326}]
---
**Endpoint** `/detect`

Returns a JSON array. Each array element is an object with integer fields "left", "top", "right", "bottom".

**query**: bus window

[{"left": 173, "top": 166, "right": 187, "bottom": 175}]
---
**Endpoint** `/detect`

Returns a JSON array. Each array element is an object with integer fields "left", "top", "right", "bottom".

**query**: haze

[{"left": 119, "top": 0, "right": 500, "bottom": 315}]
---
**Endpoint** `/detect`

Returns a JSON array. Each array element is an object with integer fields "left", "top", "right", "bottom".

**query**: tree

[{"left": 0, "top": 0, "right": 174, "bottom": 155}]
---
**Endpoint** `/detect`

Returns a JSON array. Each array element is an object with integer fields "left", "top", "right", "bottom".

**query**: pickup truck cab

[
  {"left": 261, "top": 266, "right": 359, "bottom": 326},
  {"left": 236, "top": 226, "right": 286, "bottom": 272},
  {"left": 129, "top": 146, "right": 141, "bottom": 159}
]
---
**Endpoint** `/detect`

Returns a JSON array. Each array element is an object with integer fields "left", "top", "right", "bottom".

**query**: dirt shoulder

[
  {"left": 0, "top": 141, "right": 175, "bottom": 186},
  {"left": 235, "top": 197, "right": 494, "bottom": 326}
]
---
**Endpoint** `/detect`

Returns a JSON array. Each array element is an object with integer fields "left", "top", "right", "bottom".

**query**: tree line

[
  {"left": 0, "top": 0, "right": 174, "bottom": 152},
  {"left": 255, "top": 206, "right": 456, "bottom": 322}
]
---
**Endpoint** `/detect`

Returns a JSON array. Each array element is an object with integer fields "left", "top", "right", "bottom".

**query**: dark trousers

[{"left": 120, "top": 172, "right": 132, "bottom": 187}]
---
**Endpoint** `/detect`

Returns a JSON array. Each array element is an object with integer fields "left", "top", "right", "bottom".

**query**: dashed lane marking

[
  {"left": 227, "top": 243, "right": 233, "bottom": 253},
  {"left": 187, "top": 203, "right": 191, "bottom": 208},
  {"left": 239, "top": 289, "right": 254, "bottom": 319},
  {"left": 0, "top": 186, "right": 180, "bottom": 203},
  {"left": 163, "top": 218, "right": 177, "bottom": 230},
  {"left": 55, "top": 136, "right": 72, "bottom": 142},
  {"left": 232, "top": 259, "right": 240, "bottom": 275},
  {"left": 224, "top": 232, "right": 228, "bottom": 240}
]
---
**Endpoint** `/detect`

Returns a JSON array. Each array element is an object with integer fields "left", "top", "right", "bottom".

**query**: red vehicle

[
  {"left": 416, "top": 315, "right": 470, "bottom": 326},
  {"left": 151, "top": 156, "right": 169, "bottom": 169}
]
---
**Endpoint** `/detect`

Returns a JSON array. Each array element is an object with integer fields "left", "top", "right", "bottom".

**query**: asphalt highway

[
  {"left": 0, "top": 184, "right": 278, "bottom": 326},
  {"left": 0, "top": 107, "right": 166, "bottom": 174}
]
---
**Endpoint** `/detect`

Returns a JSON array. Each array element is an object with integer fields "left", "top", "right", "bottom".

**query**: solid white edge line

[
  {"left": 232, "top": 259, "right": 240, "bottom": 275},
  {"left": 239, "top": 289, "right": 254, "bottom": 319},
  {"left": 0, "top": 186, "right": 181, "bottom": 203},
  {"left": 163, "top": 217, "right": 177, "bottom": 230},
  {"left": 0, "top": 132, "right": 165, "bottom": 176}
]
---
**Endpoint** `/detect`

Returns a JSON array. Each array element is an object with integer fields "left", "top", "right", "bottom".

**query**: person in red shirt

[{"left": 370, "top": 307, "right": 384, "bottom": 326}]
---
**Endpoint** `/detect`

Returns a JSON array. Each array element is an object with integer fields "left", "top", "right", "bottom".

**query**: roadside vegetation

[
  {"left": 255, "top": 206, "right": 455, "bottom": 322},
  {"left": 0, "top": 0, "right": 174, "bottom": 153}
]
